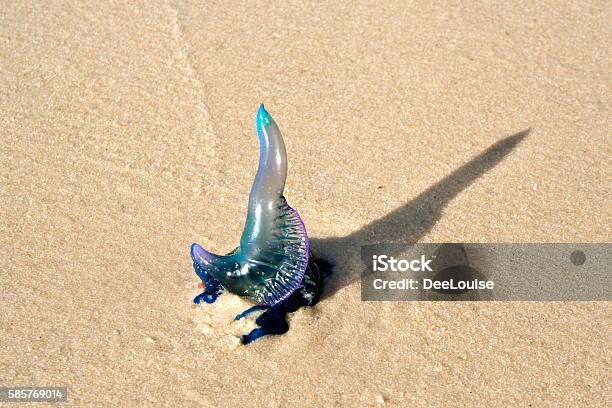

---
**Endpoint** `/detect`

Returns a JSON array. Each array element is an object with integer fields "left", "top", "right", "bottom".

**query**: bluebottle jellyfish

[{"left": 190, "top": 104, "right": 331, "bottom": 344}]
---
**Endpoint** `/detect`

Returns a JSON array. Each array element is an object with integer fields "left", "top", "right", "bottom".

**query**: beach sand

[{"left": 1, "top": 1, "right": 610, "bottom": 406}]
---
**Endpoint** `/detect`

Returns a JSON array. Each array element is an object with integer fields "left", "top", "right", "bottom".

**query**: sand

[{"left": 1, "top": 1, "right": 610, "bottom": 406}]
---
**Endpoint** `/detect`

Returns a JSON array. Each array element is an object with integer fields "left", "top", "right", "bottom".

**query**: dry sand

[{"left": 1, "top": 1, "right": 611, "bottom": 407}]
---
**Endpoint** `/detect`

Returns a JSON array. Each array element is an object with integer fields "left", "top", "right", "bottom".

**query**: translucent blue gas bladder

[{"left": 191, "top": 105, "right": 309, "bottom": 306}]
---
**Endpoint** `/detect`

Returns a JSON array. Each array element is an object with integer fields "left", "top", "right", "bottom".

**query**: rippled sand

[{"left": 1, "top": 1, "right": 610, "bottom": 406}]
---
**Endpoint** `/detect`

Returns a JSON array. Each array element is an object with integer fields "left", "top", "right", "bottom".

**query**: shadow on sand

[{"left": 311, "top": 129, "right": 530, "bottom": 299}]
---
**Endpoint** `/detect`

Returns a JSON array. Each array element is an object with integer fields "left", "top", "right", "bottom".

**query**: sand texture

[{"left": 1, "top": 1, "right": 611, "bottom": 407}]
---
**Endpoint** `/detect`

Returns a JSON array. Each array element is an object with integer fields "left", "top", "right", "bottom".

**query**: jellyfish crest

[{"left": 191, "top": 105, "right": 309, "bottom": 306}]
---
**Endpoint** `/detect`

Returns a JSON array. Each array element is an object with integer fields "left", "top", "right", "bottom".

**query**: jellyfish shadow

[{"left": 310, "top": 129, "right": 530, "bottom": 299}]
